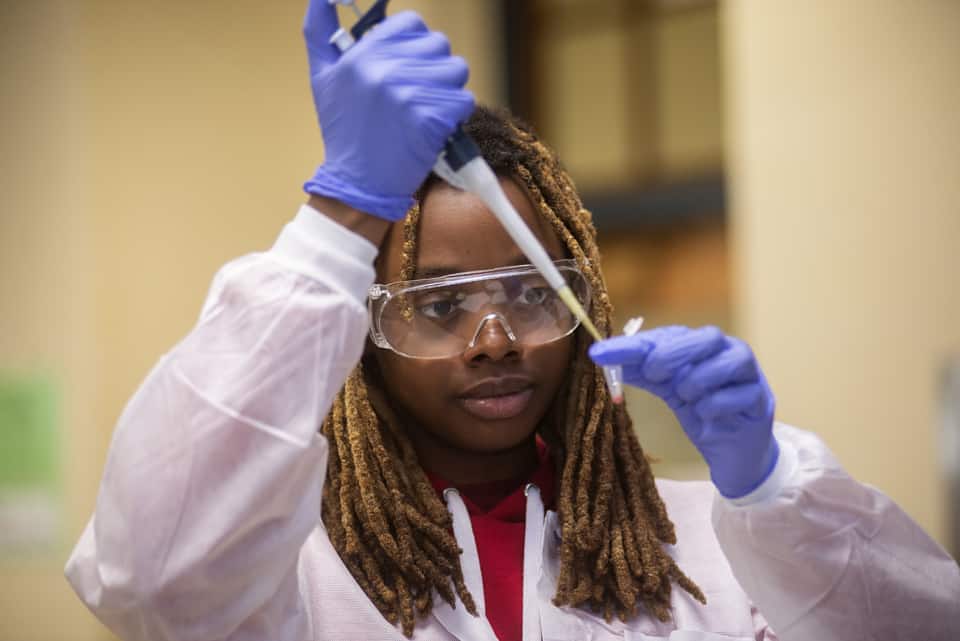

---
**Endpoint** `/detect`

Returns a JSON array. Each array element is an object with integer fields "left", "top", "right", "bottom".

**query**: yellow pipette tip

[{"left": 557, "top": 286, "right": 602, "bottom": 342}]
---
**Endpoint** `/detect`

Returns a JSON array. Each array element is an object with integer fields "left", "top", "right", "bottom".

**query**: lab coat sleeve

[
  {"left": 712, "top": 423, "right": 960, "bottom": 641},
  {"left": 64, "top": 204, "right": 378, "bottom": 641}
]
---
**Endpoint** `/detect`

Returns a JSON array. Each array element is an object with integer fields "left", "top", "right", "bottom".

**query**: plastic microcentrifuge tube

[{"left": 604, "top": 316, "right": 645, "bottom": 405}]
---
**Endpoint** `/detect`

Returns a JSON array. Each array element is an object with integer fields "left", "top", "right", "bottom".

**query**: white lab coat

[{"left": 66, "top": 205, "right": 960, "bottom": 641}]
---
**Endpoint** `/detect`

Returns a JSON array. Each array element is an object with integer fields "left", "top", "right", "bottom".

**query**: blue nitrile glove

[
  {"left": 589, "top": 326, "right": 779, "bottom": 499},
  {"left": 302, "top": 2, "right": 474, "bottom": 220}
]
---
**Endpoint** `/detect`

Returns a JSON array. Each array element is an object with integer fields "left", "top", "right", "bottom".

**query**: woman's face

[{"left": 372, "top": 178, "right": 574, "bottom": 480}]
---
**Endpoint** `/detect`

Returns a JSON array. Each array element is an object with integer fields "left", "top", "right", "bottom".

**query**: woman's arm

[
  {"left": 65, "top": 204, "right": 377, "bottom": 640},
  {"left": 713, "top": 423, "right": 960, "bottom": 641}
]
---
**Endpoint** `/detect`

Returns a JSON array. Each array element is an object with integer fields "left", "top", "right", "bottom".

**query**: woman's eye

[
  {"left": 417, "top": 293, "right": 463, "bottom": 319},
  {"left": 520, "top": 286, "right": 550, "bottom": 305},
  {"left": 421, "top": 301, "right": 454, "bottom": 318}
]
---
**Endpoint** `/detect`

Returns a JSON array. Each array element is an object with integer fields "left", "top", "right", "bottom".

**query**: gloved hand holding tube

[
  {"left": 589, "top": 326, "right": 780, "bottom": 499},
  {"left": 301, "top": 0, "right": 475, "bottom": 221}
]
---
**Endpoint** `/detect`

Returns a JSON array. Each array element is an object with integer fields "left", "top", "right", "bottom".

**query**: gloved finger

[
  {"left": 642, "top": 326, "right": 727, "bottom": 383},
  {"left": 588, "top": 333, "right": 656, "bottom": 367},
  {"left": 747, "top": 374, "right": 776, "bottom": 420},
  {"left": 620, "top": 370, "right": 684, "bottom": 409},
  {"left": 391, "top": 55, "right": 470, "bottom": 88},
  {"left": 303, "top": 0, "right": 342, "bottom": 74},
  {"left": 376, "top": 30, "right": 453, "bottom": 62},
  {"left": 701, "top": 408, "right": 773, "bottom": 445},
  {"left": 693, "top": 383, "right": 767, "bottom": 422},
  {"left": 404, "top": 86, "right": 476, "bottom": 136},
  {"left": 674, "top": 338, "right": 758, "bottom": 403},
  {"left": 589, "top": 325, "right": 690, "bottom": 367}
]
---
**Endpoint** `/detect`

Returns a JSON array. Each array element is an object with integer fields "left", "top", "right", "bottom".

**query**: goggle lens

[{"left": 371, "top": 261, "right": 590, "bottom": 359}]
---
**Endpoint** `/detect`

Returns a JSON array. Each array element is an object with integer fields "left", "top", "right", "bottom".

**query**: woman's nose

[{"left": 462, "top": 314, "right": 520, "bottom": 364}]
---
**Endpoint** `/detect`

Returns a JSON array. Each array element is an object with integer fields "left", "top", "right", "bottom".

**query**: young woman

[{"left": 67, "top": 4, "right": 959, "bottom": 640}]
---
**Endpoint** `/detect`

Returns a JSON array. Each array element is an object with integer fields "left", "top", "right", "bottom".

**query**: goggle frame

[{"left": 367, "top": 258, "right": 591, "bottom": 359}]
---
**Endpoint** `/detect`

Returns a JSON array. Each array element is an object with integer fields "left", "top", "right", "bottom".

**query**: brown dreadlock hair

[{"left": 320, "top": 105, "right": 705, "bottom": 636}]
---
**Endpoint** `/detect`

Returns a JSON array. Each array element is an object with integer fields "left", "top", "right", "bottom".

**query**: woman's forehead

[{"left": 377, "top": 178, "right": 567, "bottom": 282}]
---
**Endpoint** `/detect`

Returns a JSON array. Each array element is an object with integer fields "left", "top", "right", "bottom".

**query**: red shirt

[{"left": 427, "top": 444, "right": 556, "bottom": 641}]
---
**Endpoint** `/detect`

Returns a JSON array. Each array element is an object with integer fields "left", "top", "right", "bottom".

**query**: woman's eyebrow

[
  {"left": 412, "top": 265, "right": 460, "bottom": 280},
  {"left": 413, "top": 255, "right": 535, "bottom": 280}
]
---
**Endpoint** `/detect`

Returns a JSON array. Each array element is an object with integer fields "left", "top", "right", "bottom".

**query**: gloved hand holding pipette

[
  {"left": 302, "top": 2, "right": 474, "bottom": 221},
  {"left": 589, "top": 326, "right": 779, "bottom": 499}
]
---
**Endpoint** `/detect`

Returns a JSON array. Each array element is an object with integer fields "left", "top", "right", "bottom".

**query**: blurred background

[{"left": 1, "top": 0, "right": 958, "bottom": 638}]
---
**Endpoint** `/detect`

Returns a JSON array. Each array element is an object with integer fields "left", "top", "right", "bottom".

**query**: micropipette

[{"left": 329, "top": 0, "right": 621, "bottom": 400}]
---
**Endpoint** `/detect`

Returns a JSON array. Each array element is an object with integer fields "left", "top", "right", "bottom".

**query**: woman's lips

[{"left": 459, "top": 388, "right": 534, "bottom": 420}]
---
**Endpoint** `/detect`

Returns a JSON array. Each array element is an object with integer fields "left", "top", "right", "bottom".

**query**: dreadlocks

[{"left": 320, "top": 105, "right": 704, "bottom": 636}]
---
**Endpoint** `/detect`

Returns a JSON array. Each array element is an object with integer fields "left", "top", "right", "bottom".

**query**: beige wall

[
  {"left": 723, "top": 0, "right": 960, "bottom": 546},
  {"left": 1, "top": 2, "right": 99, "bottom": 639},
  {"left": 541, "top": 3, "right": 723, "bottom": 187}
]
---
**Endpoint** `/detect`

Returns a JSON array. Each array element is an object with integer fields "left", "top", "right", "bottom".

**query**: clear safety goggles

[{"left": 367, "top": 259, "right": 592, "bottom": 359}]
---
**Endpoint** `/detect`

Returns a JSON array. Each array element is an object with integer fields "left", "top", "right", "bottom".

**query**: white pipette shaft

[
  {"left": 452, "top": 157, "right": 606, "bottom": 343},
  {"left": 455, "top": 158, "right": 566, "bottom": 290}
]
